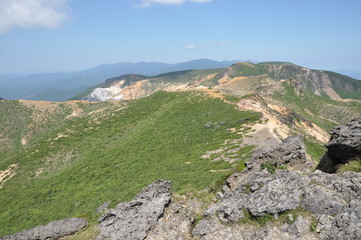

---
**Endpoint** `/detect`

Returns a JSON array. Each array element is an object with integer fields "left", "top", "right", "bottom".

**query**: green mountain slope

[{"left": 0, "top": 91, "right": 260, "bottom": 236}]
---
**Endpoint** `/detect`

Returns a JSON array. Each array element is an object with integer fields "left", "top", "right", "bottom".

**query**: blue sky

[{"left": 0, "top": 0, "right": 360, "bottom": 74}]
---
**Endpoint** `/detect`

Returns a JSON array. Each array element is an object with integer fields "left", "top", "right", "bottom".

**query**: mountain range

[
  {"left": 0, "top": 61, "right": 360, "bottom": 239},
  {"left": 0, "top": 59, "right": 238, "bottom": 101}
]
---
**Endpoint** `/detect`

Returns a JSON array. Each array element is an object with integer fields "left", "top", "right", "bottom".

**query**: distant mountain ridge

[
  {"left": 79, "top": 62, "right": 361, "bottom": 102},
  {"left": 0, "top": 59, "right": 238, "bottom": 101}
]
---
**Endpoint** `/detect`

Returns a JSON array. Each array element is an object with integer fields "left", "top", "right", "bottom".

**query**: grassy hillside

[
  {"left": 0, "top": 100, "right": 112, "bottom": 158},
  {"left": 0, "top": 91, "right": 260, "bottom": 236},
  {"left": 0, "top": 100, "right": 33, "bottom": 158}
]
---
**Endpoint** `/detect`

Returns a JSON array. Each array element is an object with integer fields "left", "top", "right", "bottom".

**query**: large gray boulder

[
  {"left": 0, "top": 218, "right": 87, "bottom": 240},
  {"left": 246, "top": 135, "right": 311, "bottom": 172},
  {"left": 247, "top": 170, "right": 304, "bottom": 217},
  {"left": 326, "top": 118, "right": 361, "bottom": 163},
  {"left": 96, "top": 180, "right": 172, "bottom": 240}
]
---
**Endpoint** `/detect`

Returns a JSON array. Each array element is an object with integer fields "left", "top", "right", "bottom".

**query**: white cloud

[
  {"left": 0, "top": 0, "right": 68, "bottom": 34},
  {"left": 218, "top": 41, "right": 224, "bottom": 46},
  {"left": 140, "top": 0, "right": 211, "bottom": 7},
  {"left": 185, "top": 44, "right": 196, "bottom": 49}
]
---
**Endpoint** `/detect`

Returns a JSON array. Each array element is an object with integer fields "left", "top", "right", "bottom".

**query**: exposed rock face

[
  {"left": 83, "top": 74, "right": 148, "bottom": 102},
  {"left": 326, "top": 118, "right": 361, "bottom": 163},
  {"left": 0, "top": 218, "right": 87, "bottom": 240},
  {"left": 84, "top": 80, "right": 127, "bottom": 102},
  {"left": 96, "top": 180, "right": 172, "bottom": 240}
]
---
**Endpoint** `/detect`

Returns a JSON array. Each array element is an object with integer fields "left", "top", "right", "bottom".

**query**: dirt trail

[{"left": 237, "top": 99, "right": 290, "bottom": 153}]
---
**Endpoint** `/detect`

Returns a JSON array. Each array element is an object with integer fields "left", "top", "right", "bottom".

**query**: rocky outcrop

[
  {"left": 0, "top": 218, "right": 87, "bottom": 240},
  {"left": 326, "top": 118, "right": 361, "bottom": 163},
  {"left": 193, "top": 130, "right": 361, "bottom": 240},
  {"left": 245, "top": 135, "right": 312, "bottom": 172},
  {"left": 205, "top": 169, "right": 305, "bottom": 223},
  {"left": 96, "top": 180, "right": 172, "bottom": 240},
  {"left": 205, "top": 169, "right": 360, "bottom": 224}
]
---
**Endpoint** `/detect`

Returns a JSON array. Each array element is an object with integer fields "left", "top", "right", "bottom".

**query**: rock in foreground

[
  {"left": 96, "top": 180, "right": 172, "bottom": 240},
  {"left": 326, "top": 118, "right": 361, "bottom": 163},
  {"left": 0, "top": 218, "right": 87, "bottom": 240}
]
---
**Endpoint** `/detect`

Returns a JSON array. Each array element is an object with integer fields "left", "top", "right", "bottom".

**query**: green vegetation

[
  {"left": 0, "top": 100, "right": 32, "bottom": 158},
  {"left": 0, "top": 91, "right": 260, "bottom": 236},
  {"left": 260, "top": 161, "right": 276, "bottom": 174},
  {"left": 310, "top": 215, "right": 319, "bottom": 232},
  {"left": 240, "top": 209, "right": 274, "bottom": 226},
  {"left": 149, "top": 69, "right": 220, "bottom": 90},
  {"left": 304, "top": 138, "right": 326, "bottom": 162},
  {"left": 223, "top": 94, "right": 240, "bottom": 103},
  {"left": 240, "top": 206, "right": 314, "bottom": 229},
  {"left": 75, "top": 101, "right": 114, "bottom": 113},
  {"left": 337, "top": 160, "right": 361, "bottom": 173},
  {"left": 154, "top": 69, "right": 220, "bottom": 83},
  {"left": 333, "top": 90, "right": 361, "bottom": 100},
  {"left": 66, "top": 224, "right": 99, "bottom": 240},
  {"left": 228, "top": 63, "right": 268, "bottom": 78}
]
